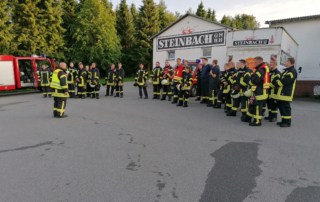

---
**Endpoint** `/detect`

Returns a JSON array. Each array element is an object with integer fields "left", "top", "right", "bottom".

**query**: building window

[
  {"left": 202, "top": 47, "right": 212, "bottom": 58},
  {"left": 167, "top": 51, "right": 175, "bottom": 60}
]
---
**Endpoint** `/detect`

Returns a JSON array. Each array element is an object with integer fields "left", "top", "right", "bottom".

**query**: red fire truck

[{"left": 0, "top": 55, "right": 56, "bottom": 91}]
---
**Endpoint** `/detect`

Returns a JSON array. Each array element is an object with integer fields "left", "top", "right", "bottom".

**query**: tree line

[{"left": 0, "top": 0, "right": 260, "bottom": 76}]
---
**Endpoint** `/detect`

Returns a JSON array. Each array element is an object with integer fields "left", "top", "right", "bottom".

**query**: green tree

[
  {"left": 137, "top": 0, "right": 160, "bottom": 67},
  {"left": 158, "top": 0, "right": 177, "bottom": 30},
  {"left": 71, "top": 0, "right": 121, "bottom": 70},
  {"left": 221, "top": 15, "right": 234, "bottom": 27},
  {"left": 206, "top": 8, "right": 211, "bottom": 19},
  {"left": 61, "top": 0, "right": 78, "bottom": 60},
  {"left": 130, "top": 3, "right": 138, "bottom": 28},
  {"left": 196, "top": 1, "right": 206, "bottom": 18},
  {"left": 210, "top": 9, "right": 217, "bottom": 22},
  {"left": 11, "top": 0, "right": 44, "bottom": 55},
  {"left": 235, "top": 14, "right": 260, "bottom": 29},
  {"left": 37, "top": 0, "right": 65, "bottom": 59},
  {"left": 0, "top": 0, "right": 14, "bottom": 54},
  {"left": 116, "top": 0, "right": 137, "bottom": 75}
]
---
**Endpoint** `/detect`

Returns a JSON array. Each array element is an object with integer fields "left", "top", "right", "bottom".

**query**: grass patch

[
  {"left": 99, "top": 77, "right": 135, "bottom": 84},
  {"left": 0, "top": 88, "right": 39, "bottom": 95}
]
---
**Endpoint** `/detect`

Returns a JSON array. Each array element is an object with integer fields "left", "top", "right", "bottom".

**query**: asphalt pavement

[{"left": 0, "top": 83, "right": 320, "bottom": 202}]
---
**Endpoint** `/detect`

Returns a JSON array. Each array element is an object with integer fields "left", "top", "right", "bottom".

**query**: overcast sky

[{"left": 111, "top": 0, "right": 320, "bottom": 27}]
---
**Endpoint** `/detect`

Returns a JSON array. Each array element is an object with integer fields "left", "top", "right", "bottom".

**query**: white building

[
  {"left": 266, "top": 15, "right": 320, "bottom": 97},
  {"left": 151, "top": 14, "right": 230, "bottom": 68}
]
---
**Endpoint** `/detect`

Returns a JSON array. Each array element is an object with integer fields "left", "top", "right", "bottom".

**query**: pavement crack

[{"left": 0, "top": 141, "right": 54, "bottom": 154}]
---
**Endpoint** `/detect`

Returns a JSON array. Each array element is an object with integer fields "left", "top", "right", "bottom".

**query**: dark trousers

[
  {"left": 277, "top": 101, "right": 291, "bottom": 124},
  {"left": 68, "top": 83, "right": 75, "bottom": 97},
  {"left": 248, "top": 100, "right": 265, "bottom": 124},
  {"left": 78, "top": 86, "right": 86, "bottom": 98},
  {"left": 179, "top": 90, "right": 190, "bottom": 103},
  {"left": 225, "top": 93, "right": 232, "bottom": 111},
  {"left": 139, "top": 86, "right": 148, "bottom": 98},
  {"left": 197, "top": 79, "right": 202, "bottom": 97},
  {"left": 92, "top": 85, "right": 100, "bottom": 98},
  {"left": 153, "top": 84, "right": 160, "bottom": 98},
  {"left": 53, "top": 97, "right": 67, "bottom": 117},
  {"left": 115, "top": 84, "right": 123, "bottom": 97},
  {"left": 86, "top": 83, "right": 92, "bottom": 97},
  {"left": 217, "top": 89, "right": 225, "bottom": 105},
  {"left": 201, "top": 79, "right": 209, "bottom": 100},
  {"left": 172, "top": 83, "right": 179, "bottom": 102},
  {"left": 231, "top": 96, "right": 248, "bottom": 115},
  {"left": 162, "top": 85, "right": 172, "bottom": 99},
  {"left": 106, "top": 85, "right": 114, "bottom": 96},
  {"left": 42, "top": 85, "right": 52, "bottom": 97},
  {"left": 266, "top": 98, "right": 278, "bottom": 119}
]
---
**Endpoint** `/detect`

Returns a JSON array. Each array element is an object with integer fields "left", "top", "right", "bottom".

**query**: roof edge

[{"left": 265, "top": 14, "right": 320, "bottom": 25}]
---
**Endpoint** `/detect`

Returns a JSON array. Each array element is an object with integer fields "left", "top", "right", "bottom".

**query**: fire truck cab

[{"left": 0, "top": 55, "right": 56, "bottom": 91}]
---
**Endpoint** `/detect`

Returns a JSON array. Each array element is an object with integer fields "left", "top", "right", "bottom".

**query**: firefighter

[
  {"left": 228, "top": 60, "right": 252, "bottom": 119},
  {"left": 215, "top": 63, "right": 229, "bottom": 109},
  {"left": 161, "top": 60, "right": 174, "bottom": 101},
  {"left": 172, "top": 58, "right": 184, "bottom": 104},
  {"left": 67, "top": 62, "right": 78, "bottom": 98},
  {"left": 50, "top": 62, "right": 69, "bottom": 118},
  {"left": 86, "top": 65, "right": 92, "bottom": 97},
  {"left": 151, "top": 61, "right": 162, "bottom": 99},
  {"left": 222, "top": 62, "right": 237, "bottom": 113},
  {"left": 195, "top": 63, "right": 203, "bottom": 101},
  {"left": 90, "top": 63, "right": 100, "bottom": 99},
  {"left": 274, "top": 58, "right": 297, "bottom": 127},
  {"left": 135, "top": 63, "right": 149, "bottom": 99},
  {"left": 265, "top": 58, "right": 281, "bottom": 122},
  {"left": 247, "top": 56, "right": 270, "bottom": 126},
  {"left": 200, "top": 58, "right": 211, "bottom": 104},
  {"left": 177, "top": 66, "right": 192, "bottom": 107},
  {"left": 115, "top": 63, "right": 125, "bottom": 98},
  {"left": 39, "top": 65, "right": 52, "bottom": 98},
  {"left": 207, "top": 60, "right": 220, "bottom": 107},
  {"left": 105, "top": 64, "right": 116, "bottom": 96},
  {"left": 77, "top": 62, "right": 87, "bottom": 99}
]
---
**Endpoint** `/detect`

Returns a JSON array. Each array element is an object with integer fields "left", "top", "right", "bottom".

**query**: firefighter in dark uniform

[
  {"left": 90, "top": 63, "right": 100, "bottom": 99},
  {"left": 135, "top": 63, "right": 149, "bottom": 99},
  {"left": 172, "top": 58, "right": 184, "bottom": 104},
  {"left": 247, "top": 57, "right": 270, "bottom": 126},
  {"left": 222, "top": 62, "right": 237, "bottom": 113},
  {"left": 274, "top": 58, "right": 297, "bottom": 127},
  {"left": 86, "top": 65, "right": 92, "bottom": 97},
  {"left": 265, "top": 58, "right": 281, "bottom": 122},
  {"left": 215, "top": 64, "right": 228, "bottom": 109},
  {"left": 177, "top": 66, "right": 192, "bottom": 107},
  {"left": 161, "top": 61, "right": 174, "bottom": 101},
  {"left": 115, "top": 63, "right": 125, "bottom": 98},
  {"left": 105, "top": 64, "right": 116, "bottom": 96},
  {"left": 200, "top": 58, "right": 211, "bottom": 104},
  {"left": 77, "top": 62, "right": 87, "bottom": 99},
  {"left": 67, "top": 62, "right": 78, "bottom": 98},
  {"left": 151, "top": 61, "right": 162, "bottom": 99},
  {"left": 228, "top": 60, "right": 252, "bottom": 119},
  {"left": 207, "top": 60, "right": 220, "bottom": 107},
  {"left": 50, "top": 62, "right": 69, "bottom": 118},
  {"left": 39, "top": 65, "right": 52, "bottom": 98},
  {"left": 195, "top": 63, "right": 203, "bottom": 101}
]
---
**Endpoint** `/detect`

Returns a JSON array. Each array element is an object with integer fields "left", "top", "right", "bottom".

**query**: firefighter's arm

[
  {"left": 59, "top": 72, "right": 68, "bottom": 93},
  {"left": 250, "top": 69, "right": 264, "bottom": 85},
  {"left": 241, "top": 72, "right": 251, "bottom": 87},
  {"left": 270, "top": 74, "right": 281, "bottom": 88},
  {"left": 228, "top": 73, "right": 237, "bottom": 85},
  {"left": 277, "top": 71, "right": 296, "bottom": 87},
  {"left": 144, "top": 72, "right": 148, "bottom": 80},
  {"left": 188, "top": 78, "right": 193, "bottom": 86}
]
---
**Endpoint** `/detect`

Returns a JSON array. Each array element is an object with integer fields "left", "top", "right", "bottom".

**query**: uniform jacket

[
  {"left": 249, "top": 63, "right": 268, "bottom": 101},
  {"left": 135, "top": 69, "right": 148, "bottom": 86},
  {"left": 274, "top": 66, "right": 297, "bottom": 102},
  {"left": 105, "top": 68, "right": 116, "bottom": 86},
  {"left": 151, "top": 66, "right": 162, "bottom": 85},
  {"left": 269, "top": 68, "right": 281, "bottom": 99}
]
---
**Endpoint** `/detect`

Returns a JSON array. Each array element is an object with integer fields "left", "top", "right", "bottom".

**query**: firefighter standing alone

[
  {"left": 39, "top": 65, "right": 52, "bottom": 98},
  {"left": 50, "top": 62, "right": 69, "bottom": 118}
]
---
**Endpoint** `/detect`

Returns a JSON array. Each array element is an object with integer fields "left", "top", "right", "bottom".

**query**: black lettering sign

[
  {"left": 233, "top": 39, "right": 269, "bottom": 46},
  {"left": 157, "top": 30, "right": 226, "bottom": 50}
]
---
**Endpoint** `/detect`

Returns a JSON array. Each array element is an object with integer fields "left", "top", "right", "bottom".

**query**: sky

[{"left": 111, "top": 0, "right": 320, "bottom": 27}]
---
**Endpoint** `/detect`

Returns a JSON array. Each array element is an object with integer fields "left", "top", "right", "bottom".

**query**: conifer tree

[{"left": 196, "top": 2, "right": 206, "bottom": 18}]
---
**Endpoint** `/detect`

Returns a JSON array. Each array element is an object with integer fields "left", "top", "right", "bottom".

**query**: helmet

[
  {"left": 89, "top": 83, "right": 96, "bottom": 88},
  {"left": 161, "top": 79, "right": 168, "bottom": 85},
  {"left": 244, "top": 89, "right": 252, "bottom": 97}
]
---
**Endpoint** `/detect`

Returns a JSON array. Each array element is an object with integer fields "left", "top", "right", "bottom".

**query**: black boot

[
  {"left": 168, "top": 96, "right": 172, "bottom": 101},
  {"left": 200, "top": 99, "right": 207, "bottom": 104},
  {"left": 161, "top": 95, "right": 166, "bottom": 100},
  {"left": 213, "top": 103, "right": 221, "bottom": 108},
  {"left": 176, "top": 100, "right": 183, "bottom": 106},
  {"left": 172, "top": 98, "right": 178, "bottom": 104},
  {"left": 207, "top": 102, "right": 213, "bottom": 107},
  {"left": 241, "top": 115, "right": 251, "bottom": 122},
  {"left": 183, "top": 101, "right": 188, "bottom": 108},
  {"left": 227, "top": 110, "right": 237, "bottom": 116},
  {"left": 249, "top": 120, "right": 262, "bottom": 126},
  {"left": 195, "top": 97, "right": 201, "bottom": 101}
]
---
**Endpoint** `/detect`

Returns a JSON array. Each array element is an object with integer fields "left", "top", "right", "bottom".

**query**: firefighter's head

[
  {"left": 285, "top": 58, "right": 295, "bottom": 68},
  {"left": 91, "top": 63, "right": 96, "bottom": 69},
  {"left": 59, "top": 62, "right": 67, "bottom": 70},
  {"left": 79, "top": 62, "right": 84, "bottom": 69},
  {"left": 69, "top": 62, "right": 74, "bottom": 68},
  {"left": 201, "top": 58, "right": 208, "bottom": 65},
  {"left": 156, "top": 61, "right": 160, "bottom": 67},
  {"left": 228, "top": 61, "right": 235, "bottom": 69},
  {"left": 270, "top": 59, "right": 277, "bottom": 70},
  {"left": 41, "top": 65, "right": 46, "bottom": 70},
  {"left": 165, "top": 60, "right": 170, "bottom": 67},
  {"left": 212, "top": 59, "right": 218, "bottom": 67},
  {"left": 238, "top": 59, "right": 246, "bottom": 69},
  {"left": 85, "top": 65, "right": 89, "bottom": 71},
  {"left": 118, "top": 63, "right": 122, "bottom": 69},
  {"left": 184, "top": 66, "right": 191, "bottom": 74},
  {"left": 139, "top": 63, "right": 144, "bottom": 69},
  {"left": 254, "top": 56, "right": 264, "bottom": 67},
  {"left": 111, "top": 64, "right": 115, "bottom": 70},
  {"left": 176, "top": 58, "right": 182, "bottom": 66}
]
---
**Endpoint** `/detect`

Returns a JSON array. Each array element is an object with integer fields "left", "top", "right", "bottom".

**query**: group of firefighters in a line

[
  {"left": 43, "top": 55, "right": 297, "bottom": 125},
  {"left": 145, "top": 57, "right": 297, "bottom": 127}
]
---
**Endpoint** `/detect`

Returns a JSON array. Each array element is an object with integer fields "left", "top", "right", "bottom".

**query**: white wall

[
  {"left": 152, "top": 15, "right": 228, "bottom": 69},
  {"left": 270, "top": 20, "right": 320, "bottom": 80}
]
